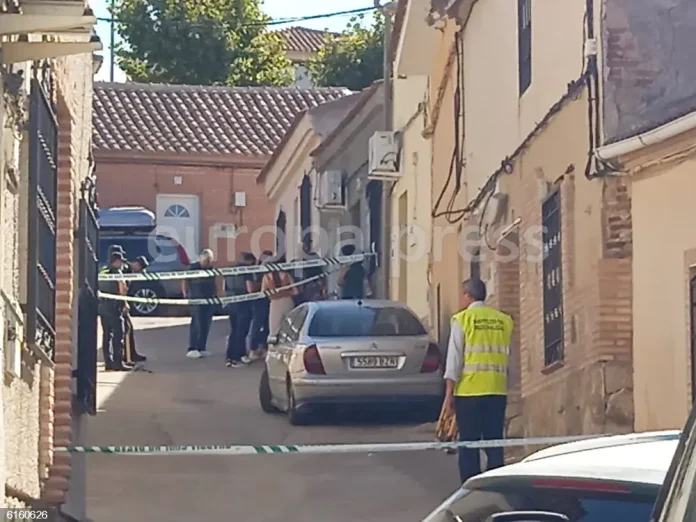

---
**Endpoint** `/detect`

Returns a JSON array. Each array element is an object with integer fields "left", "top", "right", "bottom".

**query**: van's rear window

[{"left": 307, "top": 306, "right": 427, "bottom": 337}]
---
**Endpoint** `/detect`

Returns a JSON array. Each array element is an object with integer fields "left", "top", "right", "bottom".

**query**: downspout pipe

[{"left": 594, "top": 111, "right": 696, "bottom": 162}]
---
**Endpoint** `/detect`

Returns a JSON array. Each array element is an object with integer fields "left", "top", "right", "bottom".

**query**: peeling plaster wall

[{"left": 603, "top": 0, "right": 696, "bottom": 143}]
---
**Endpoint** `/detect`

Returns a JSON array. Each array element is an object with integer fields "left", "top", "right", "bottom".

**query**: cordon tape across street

[
  {"left": 58, "top": 434, "right": 614, "bottom": 455},
  {"left": 98, "top": 253, "right": 376, "bottom": 282},
  {"left": 98, "top": 274, "right": 325, "bottom": 306}
]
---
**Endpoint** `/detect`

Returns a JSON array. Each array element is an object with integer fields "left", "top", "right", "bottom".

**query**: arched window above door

[{"left": 164, "top": 204, "right": 190, "bottom": 218}]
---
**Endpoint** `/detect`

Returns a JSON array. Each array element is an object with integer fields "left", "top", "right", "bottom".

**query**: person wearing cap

[
  {"left": 131, "top": 255, "right": 149, "bottom": 273},
  {"left": 182, "top": 249, "right": 221, "bottom": 359},
  {"left": 108, "top": 244, "right": 131, "bottom": 273},
  {"left": 98, "top": 251, "right": 131, "bottom": 371},
  {"left": 122, "top": 255, "right": 149, "bottom": 364}
]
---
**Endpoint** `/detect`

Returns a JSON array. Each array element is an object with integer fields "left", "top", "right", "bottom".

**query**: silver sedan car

[{"left": 259, "top": 299, "right": 444, "bottom": 425}]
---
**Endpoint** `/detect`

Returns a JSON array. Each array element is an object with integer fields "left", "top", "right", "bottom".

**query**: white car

[{"left": 422, "top": 430, "right": 681, "bottom": 522}]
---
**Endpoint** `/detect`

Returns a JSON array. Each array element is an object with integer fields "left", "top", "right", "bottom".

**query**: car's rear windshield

[
  {"left": 307, "top": 306, "right": 427, "bottom": 337},
  {"left": 445, "top": 487, "right": 657, "bottom": 522},
  {"left": 99, "top": 235, "right": 180, "bottom": 265}
]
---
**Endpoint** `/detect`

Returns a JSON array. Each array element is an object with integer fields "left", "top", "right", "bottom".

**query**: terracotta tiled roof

[
  {"left": 93, "top": 82, "right": 351, "bottom": 156},
  {"left": 276, "top": 26, "right": 334, "bottom": 54}
]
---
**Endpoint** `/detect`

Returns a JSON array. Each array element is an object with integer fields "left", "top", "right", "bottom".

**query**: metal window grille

[
  {"left": 518, "top": 0, "right": 532, "bottom": 94},
  {"left": 542, "top": 189, "right": 563, "bottom": 365},
  {"left": 25, "top": 78, "right": 58, "bottom": 360},
  {"left": 75, "top": 177, "right": 100, "bottom": 415}
]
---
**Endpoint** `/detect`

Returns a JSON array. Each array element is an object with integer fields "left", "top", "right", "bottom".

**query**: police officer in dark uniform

[
  {"left": 123, "top": 255, "right": 149, "bottom": 363},
  {"left": 99, "top": 251, "right": 131, "bottom": 371},
  {"left": 102, "top": 245, "right": 127, "bottom": 364}
]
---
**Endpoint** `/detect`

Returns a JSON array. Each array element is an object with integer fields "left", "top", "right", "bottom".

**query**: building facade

[
  {"left": 389, "top": 0, "right": 646, "bottom": 439},
  {"left": 277, "top": 27, "right": 334, "bottom": 88},
  {"left": 310, "top": 82, "right": 386, "bottom": 294},
  {"left": 257, "top": 93, "right": 358, "bottom": 269},
  {"left": 93, "top": 83, "right": 349, "bottom": 264},
  {"left": 1, "top": 0, "right": 101, "bottom": 518},
  {"left": 595, "top": 0, "right": 696, "bottom": 431}
]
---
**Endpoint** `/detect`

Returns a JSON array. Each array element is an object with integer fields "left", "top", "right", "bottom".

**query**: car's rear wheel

[
  {"left": 130, "top": 285, "right": 163, "bottom": 316},
  {"left": 259, "top": 368, "right": 278, "bottom": 414},
  {"left": 287, "top": 379, "right": 309, "bottom": 426}
]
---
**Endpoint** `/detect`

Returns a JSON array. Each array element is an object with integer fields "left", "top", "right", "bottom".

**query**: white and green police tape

[
  {"left": 59, "top": 434, "right": 610, "bottom": 455},
  {"left": 98, "top": 253, "right": 375, "bottom": 282},
  {"left": 98, "top": 274, "right": 325, "bottom": 306}
]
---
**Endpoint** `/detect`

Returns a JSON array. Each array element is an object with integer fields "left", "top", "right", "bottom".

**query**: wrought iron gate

[
  {"left": 75, "top": 177, "right": 100, "bottom": 415},
  {"left": 26, "top": 78, "right": 58, "bottom": 359}
]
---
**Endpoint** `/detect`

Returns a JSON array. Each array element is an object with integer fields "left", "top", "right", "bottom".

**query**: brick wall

[
  {"left": 469, "top": 91, "right": 634, "bottom": 440},
  {"left": 41, "top": 98, "right": 76, "bottom": 504},
  {"left": 603, "top": 0, "right": 696, "bottom": 143},
  {"left": 95, "top": 158, "right": 275, "bottom": 263},
  {"left": 602, "top": 177, "right": 633, "bottom": 259}
]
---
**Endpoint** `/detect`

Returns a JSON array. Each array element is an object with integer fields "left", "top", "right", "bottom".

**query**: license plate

[{"left": 350, "top": 356, "right": 399, "bottom": 369}]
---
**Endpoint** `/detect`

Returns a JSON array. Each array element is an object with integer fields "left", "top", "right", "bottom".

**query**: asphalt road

[{"left": 86, "top": 317, "right": 458, "bottom": 522}]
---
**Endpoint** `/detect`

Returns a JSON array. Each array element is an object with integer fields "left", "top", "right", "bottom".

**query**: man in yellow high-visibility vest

[{"left": 443, "top": 278, "right": 514, "bottom": 483}]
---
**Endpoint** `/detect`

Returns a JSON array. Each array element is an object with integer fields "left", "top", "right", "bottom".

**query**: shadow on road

[{"left": 87, "top": 317, "right": 458, "bottom": 522}]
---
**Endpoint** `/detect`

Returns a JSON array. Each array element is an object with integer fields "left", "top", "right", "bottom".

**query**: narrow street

[{"left": 86, "top": 317, "right": 457, "bottom": 521}]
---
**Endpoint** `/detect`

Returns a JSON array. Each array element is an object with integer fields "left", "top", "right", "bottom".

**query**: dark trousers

[
  {"left": 248, "top": 301, "right": 269, "bottom": 350},
  {"left": 123, "top": 313, "right": 143, "bottom": 363},
  {"left": 454, "top": 395, "right": 507, "bottom": 483},
  {"left": 101, "top": 313, "right": 125, "bottom": 368},
  {"left": 227, "top": 306, "right": 252, "bottom": 361},
  {"left": 189, "top": 305, "right": 214, "bottom": 352}
]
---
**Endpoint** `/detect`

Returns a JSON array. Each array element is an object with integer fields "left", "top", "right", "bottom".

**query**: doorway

[
  {"left": 276, "top": 210, "right": 286, "bottom": 256},
  {"left": 367, "top": 181, "right": 381, "bottom": 276},
  {"left": 398, "top": 191, "right": 408, "bottom": 303},
  {"left": 156, "top": 194, "right": 200, "bottom": 258},
  {"left": 300, "top": 175, "right": 312, "bottom": 252}
]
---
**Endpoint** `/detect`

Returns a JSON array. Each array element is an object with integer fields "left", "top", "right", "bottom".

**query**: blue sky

[{"left": 93, "top": 0, "right": 375, "bottom": 82}]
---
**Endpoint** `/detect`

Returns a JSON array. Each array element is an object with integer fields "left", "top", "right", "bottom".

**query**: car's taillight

[
  {"left": 303, "top": 345, "right": 325, "bottom": 375},
  {"left": 531, "top": 478, "right": 631, "bottom": 493},
  {"left": 175, "top": 243, "right": 190, "bottom": 265},
  {"left": 420, "top": 343, "right": 441, "bottom": 373}
]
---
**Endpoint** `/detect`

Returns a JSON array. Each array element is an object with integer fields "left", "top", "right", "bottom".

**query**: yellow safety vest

[{"left": 452, "top": 305, "right": 514, "bottom": 397}]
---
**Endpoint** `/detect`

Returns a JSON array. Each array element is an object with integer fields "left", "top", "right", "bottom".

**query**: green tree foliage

[
  {"left": 309, "top": 12, "right": 385, "bottom": 91},
  {"left": 112, "top": 0, "right": 292, "bottom": 86}
]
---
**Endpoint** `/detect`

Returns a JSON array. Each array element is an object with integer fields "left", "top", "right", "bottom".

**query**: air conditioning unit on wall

[
  {"left": 317, "top": 170, "right": 346, "bottom": 209},
  {"left": 368, "top": 131, "right": 402, "bottom": 181}
]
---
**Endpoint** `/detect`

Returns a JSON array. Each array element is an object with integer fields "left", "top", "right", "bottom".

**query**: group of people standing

[
  {"left": 184, "top": 244, "right": 370, "bottom": 368},
  {"left": 98, "top": 246, "right": 150, "bottom": 371}
]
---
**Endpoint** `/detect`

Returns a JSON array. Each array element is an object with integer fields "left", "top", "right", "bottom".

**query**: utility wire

[{"left": 97, "top": 5, "right": 378, "bottom": 28}]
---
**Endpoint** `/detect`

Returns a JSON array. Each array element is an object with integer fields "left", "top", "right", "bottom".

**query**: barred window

[
  {"left": 542, "top": 189, "right": 563, "bottom": 366},
  {"left": 26, "top": 77, "right": 57, "bottom": 359},
  {"left": 518, "top": 0, "right": 532, "bottom": 95}
]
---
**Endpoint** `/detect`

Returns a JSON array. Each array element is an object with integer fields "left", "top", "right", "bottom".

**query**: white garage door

[{"left": 156, "top": 194, "right": 200, "bottom": 258}]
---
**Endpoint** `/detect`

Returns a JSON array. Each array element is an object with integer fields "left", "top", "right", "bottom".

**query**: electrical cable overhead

[{"left": 97, "top": 5, "right": 378, "bottom": 28}]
